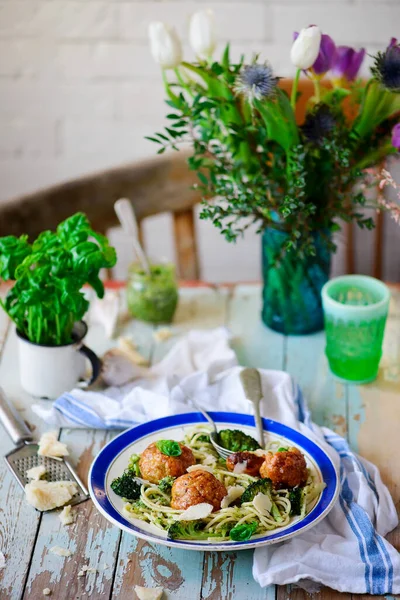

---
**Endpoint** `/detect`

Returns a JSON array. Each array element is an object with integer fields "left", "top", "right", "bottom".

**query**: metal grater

[{"left": 0, "top": 387, "right": 89, "bottom": 508}]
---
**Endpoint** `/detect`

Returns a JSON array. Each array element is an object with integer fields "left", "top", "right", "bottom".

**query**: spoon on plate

[{"left": 188, "top": 368, "right": 265, "bottom": 459}]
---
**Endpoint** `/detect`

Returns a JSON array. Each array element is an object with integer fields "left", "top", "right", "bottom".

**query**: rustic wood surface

[{"left": 0, "top": 283, "right": 399, "bottom": 600}]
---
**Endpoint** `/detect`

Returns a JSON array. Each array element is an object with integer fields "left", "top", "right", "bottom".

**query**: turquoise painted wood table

[{"left": 0, "top": 282, "right": 399, "bottom": 600}]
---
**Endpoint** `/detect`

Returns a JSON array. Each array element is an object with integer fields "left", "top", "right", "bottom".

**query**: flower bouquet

[{"left": 147, "top": 12, "right": 400, "bottom": 334}]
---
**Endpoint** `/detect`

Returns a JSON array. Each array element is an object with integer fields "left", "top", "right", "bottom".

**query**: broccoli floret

[
  {"left": 168, "top": 521, "right": 210, "bottom": 540},
  {"left": 240, "top": 478, "right": 283, "bottom": 522},
  {"left": 127, "top": 453, "right": 141, "bottom": 477},
  {"left": 218, "top": 429, "right": 261, "bottom": 452},
  {"left": 111, "top": 472, "right": 141, "bottom": 501},
  {"left": 240, "top": 478, "right": 273, "bottom": 504},
  {"left": 289, "top": 488, "right": 304, "bottom": 516},
  {"left": 158, "top": 476, "right": 175, "bottom": 493}
]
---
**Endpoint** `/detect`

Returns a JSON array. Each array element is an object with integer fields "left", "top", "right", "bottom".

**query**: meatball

[
  {"left": 171, "top": 470, "right": 227, "bottom": 512},
  {"left": 139, "top": 442, "right": 195, "bottom": 484},
  {"left": 226, "top": 451, "right": 264, "bottom": 477},
  {"left": 259, "top": 447, "right": 308, "bottom": 489}
]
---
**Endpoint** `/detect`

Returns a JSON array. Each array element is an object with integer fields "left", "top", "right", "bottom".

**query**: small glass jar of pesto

[{"left": 127, "top": 262, "right": 178, "bottom": 324}]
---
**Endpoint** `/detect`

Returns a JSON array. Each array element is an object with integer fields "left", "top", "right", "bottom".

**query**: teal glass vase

[{"left": 261, "top": 228, "right": 331, "bottom": 335}]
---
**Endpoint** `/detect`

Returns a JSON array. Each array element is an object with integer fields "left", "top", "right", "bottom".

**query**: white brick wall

[{"left": 0, "top": 0, "right": 399, "bottom": 281}]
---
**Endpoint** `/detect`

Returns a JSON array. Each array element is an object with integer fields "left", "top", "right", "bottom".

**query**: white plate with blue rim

[{"left": 89, "top": 412, "right": 339, "bottom": 551}]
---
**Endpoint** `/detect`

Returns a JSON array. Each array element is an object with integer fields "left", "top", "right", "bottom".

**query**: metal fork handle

[
  {"left": 240, "top": 368, "right": 264, "bottom": 446},
  {"left": 0, "top": 388, "right": 33, "bottom": 446},
  {"left": 188, "top": 396, "right": 218, "bottom": 435}
]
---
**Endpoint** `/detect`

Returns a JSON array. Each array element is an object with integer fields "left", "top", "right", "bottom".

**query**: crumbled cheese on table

[
  {"left": 152, "top": 328, "right": 172, "bottom": 343},
  {"left": 50, "top": 546, "right": 73, "bottom": 557},
  {"left": 118, "top": 337, "right": 149, "bottom": 366},
  {"left": 26, "top": 465, "right": 47, "bottom": 481},
  {"left": 135, "top": 585, "right": 164, "bottom": 600},
  {"left": 25, "top": 480, "right": 77, "bottom": 511},
  {"left": 38, "top": 431, "right": 69, "bottom": 459},
  {"left": 42, "top": 588, "right": 51, "bottom": 596},
  {"left": 59, "top": 505, "right": 75, "bottom": 526}
]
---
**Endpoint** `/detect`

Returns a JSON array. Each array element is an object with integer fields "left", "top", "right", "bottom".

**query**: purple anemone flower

[
  {"left": 392, "top": 123, "right": 400, "bottom": 151},
  {"left": 330, "top": 46, "right": 365, "bottom": 82}
]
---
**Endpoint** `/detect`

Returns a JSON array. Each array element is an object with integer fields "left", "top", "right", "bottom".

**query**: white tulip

[
  {"left": 148, "top": 21, "right": 182, "bottom": 69},
  {"left": 290, "top": 25, "right": 322, "bottom": 70},
  {"left": 189, "top": 9, "right": 216, "bottom": 59}
]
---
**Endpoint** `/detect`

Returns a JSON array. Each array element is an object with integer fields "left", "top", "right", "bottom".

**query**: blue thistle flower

[
  {"left": 235, "top": 62, "right": 279, "bottom": 102},
  {"left": 301, "top": 105, "right": 336, "bottom": 144},
  {"left": 371, "top": 38, "right": 400, "bottom": 91}
]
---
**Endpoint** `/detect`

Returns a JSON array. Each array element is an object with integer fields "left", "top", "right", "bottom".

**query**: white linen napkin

[{"left": 32, "top": 328, "right": 400, "bottom": 594}]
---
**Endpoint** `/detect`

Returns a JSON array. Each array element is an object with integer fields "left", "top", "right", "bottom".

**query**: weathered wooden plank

[
  {"left": 112, "top": 286, "right": 229, "bottom": 600},
  {"left": 173, "top": 208, "right": 200, "bottom": 281},
  {"left": 281, "top": 325, "right": 349, "bottom": 600},
  {"left": 0, "top": 321, "right": 44, "bottom": 600},
  {"left": 285, "top": 332, "right": 347, "bottom": 435},
  {"left": 347, "top": 285, "right": 400, "bottom": 580},
  {"left": 228, "top": 284, "right": 285, "bottom": 371}
]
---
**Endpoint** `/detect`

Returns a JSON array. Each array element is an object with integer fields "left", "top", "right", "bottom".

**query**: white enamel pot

[{"left": 16, "top": 321, "right": 101, "bottom": 399}]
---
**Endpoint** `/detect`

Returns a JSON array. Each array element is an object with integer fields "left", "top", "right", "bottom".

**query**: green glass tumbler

[{"left": 321, "top": 275, "right": 390, "bottom": 384}]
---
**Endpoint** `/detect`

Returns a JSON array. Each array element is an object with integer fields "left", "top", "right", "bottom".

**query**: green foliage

[
  {"left": 146, "top": 44, "right": 400, "bottom": 255},
  {"left": 156, "top": 440, "right": 182, "bottom": 457},
  {"left": 229, "top": 521, "right": 258, "bottom": 541},
  {"left": 288, "top": 488, "right": 304, "bottom": 516},
  {"left": 111, "top": 472, "right": 141, "bottom": 501},
  {"left": 0, "top": 213, "right": 116, "bottom": 346},
  {"left": 218, "top": 429, "right": 261, "bottom": 452},
  {"left": 158, "top": 476, "right": 176, "bottom": 493},
  {"left": 240, "top": 478, "right": 273, "bottom": 505}
]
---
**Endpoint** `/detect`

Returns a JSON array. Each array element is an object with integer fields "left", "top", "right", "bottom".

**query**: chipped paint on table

[{"left": 0, "top": 283, "right": 399, "bottom": 600}]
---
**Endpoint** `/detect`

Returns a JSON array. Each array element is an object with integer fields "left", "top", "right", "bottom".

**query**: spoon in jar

[{"left": 114, "top": 198, "right": 151, "bottom": 277}]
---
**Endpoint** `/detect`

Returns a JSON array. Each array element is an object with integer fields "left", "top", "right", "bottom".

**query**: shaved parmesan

[
  {"left": 233, "top": 461, "right": 247, "bottom": 474},
  {"left": 26, "top": 465, "right": 47, "bottom": 481},
  {"left": 0, "top": 550, "right": 5, "bottom": 569},
  {"left": 50, "top": 546, "right": 73, "bottom": 557},
  {"left": 186, "top": 464, "right": 214, "bottom": 474},
  {"left": 135, "top": 585, "right": 164, "bottom": 600},
  {"left": 42, "top": 588, "right": 51, "bottom": 596},
  {"left": 254, "top": 449, "right": 268, "bottom": 457},
  {"left": 59, "top": 505, "right": 75, "bottom": 526},
  {"left": 220, "top": 485, "right": 244, "bottom": 509},
  {"left": 253, "top": 492, "right": 272, "bottom": 516},
  {"left": 202, "top": 455, "right": 217, "bottom": 467},
  {"left": 25, "top": 480, "right": 77, "bottom": 511},
  {"left": 176, "top": 503, "right": 213, "bottom": 521},
  {"left": 153, "top": 328, "right": 172, "bottom": 343},
  {"left": 38, "top": 431, "right": 69, "bottom": 459}
]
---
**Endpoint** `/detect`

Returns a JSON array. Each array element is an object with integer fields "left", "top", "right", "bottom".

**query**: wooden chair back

[{"left": 0, "top": 78, "right": 383, "bottom": 280}]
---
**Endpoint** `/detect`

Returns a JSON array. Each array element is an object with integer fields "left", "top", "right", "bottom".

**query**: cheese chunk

[
  {"left": 42, "top": 588, "right": 51, "bottom": 596},
  {"left": 186, "top": 464, "right": 214, "bottom": 474},
  {"left": 118, "top": 337, "right": 149, "bottom": 366},
  {"left": 135, "top": 585, "right": 164, "bottom": 600},
  {"left": 153, "top": 328, "right": 172, "bottom": 343},
  {"left": 221, "top": 485, "right": 244, "bottom": 509},
  {"left": 25, "top": 480, "right": 77, "bottom": 511},
  {"left": 253, "top": 492, "right": 272, "bottom": 516},
  {"left": 59, "top": 505, "right": 75, "bottom": 526},
  {"left": 50, "top": 546, "right": 73, "bottom": 557},
  {"left": 233, "top": 462, "right": 247, "bottom": 474},
  {"left": 26, "top": 465, "right": 47, "bottom": 481},
  {"left": 38, "top": 431, "right": 69, "bottom": 459},
  {"left": 176, "top": 503, "right": 213, "bottom": 521}
]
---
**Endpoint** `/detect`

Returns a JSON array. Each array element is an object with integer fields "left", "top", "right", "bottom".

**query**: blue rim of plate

[{"left": 89, "top": 412, "right": 339, "bottom": 551}]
